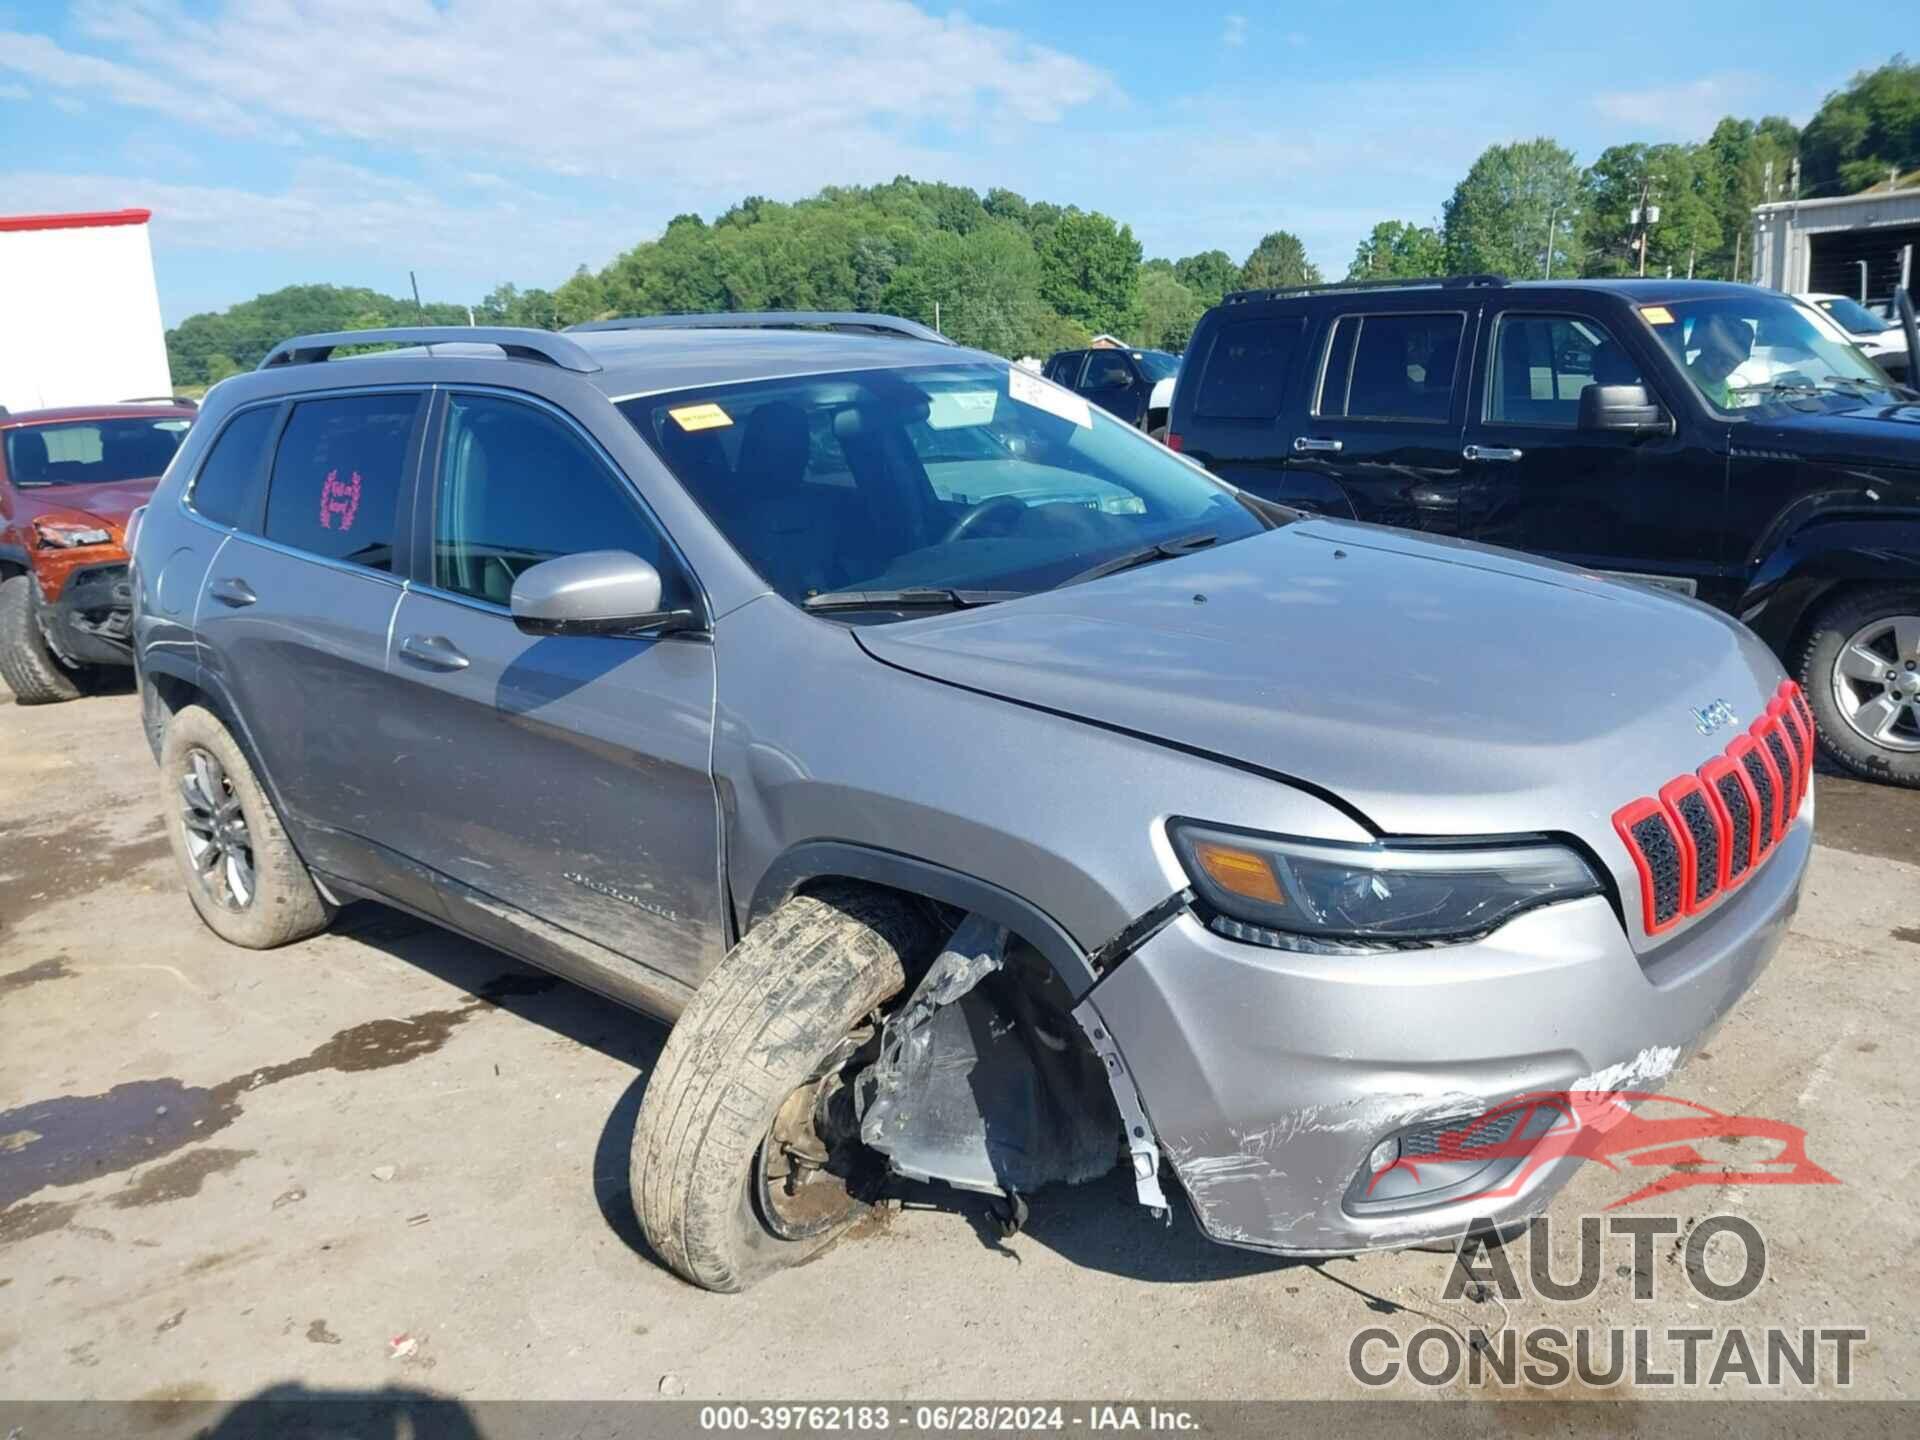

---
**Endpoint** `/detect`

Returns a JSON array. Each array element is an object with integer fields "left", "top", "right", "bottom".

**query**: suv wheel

[
  {"left": 1798, "top": 588, "right": 1920, "bottom": 788},
  {"left": 0, "top": 573, "right": 86, "bottom": 704},
  {"left": 631, "top": 885, "right": 936, "bottom": 1291},
  {"left": 160, "top": 705, "right": 335, "bottom": 946}
]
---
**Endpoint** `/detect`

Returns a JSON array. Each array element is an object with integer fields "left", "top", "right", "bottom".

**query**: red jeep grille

[{"left": 1610, "top": 682, "right": 1811, "bottom": 938}]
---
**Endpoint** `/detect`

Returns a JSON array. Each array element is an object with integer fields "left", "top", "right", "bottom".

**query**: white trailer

[{"left": 0, "top": 208, "right": 173, "bottom": 414}]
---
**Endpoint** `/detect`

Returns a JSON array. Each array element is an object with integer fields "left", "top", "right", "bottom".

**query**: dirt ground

[{"left": 2, "top": 678, "right": 1916, "bottom": 1417}]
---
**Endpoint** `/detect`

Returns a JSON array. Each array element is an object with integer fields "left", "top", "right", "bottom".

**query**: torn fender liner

[{"left": 855, "top": 915, "right": 1121, "bottom": 1195}]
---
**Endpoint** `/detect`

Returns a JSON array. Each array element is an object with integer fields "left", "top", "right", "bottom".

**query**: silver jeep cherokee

[{"left": 130, "top": 314, "right": 1814, "bottom": 1291}]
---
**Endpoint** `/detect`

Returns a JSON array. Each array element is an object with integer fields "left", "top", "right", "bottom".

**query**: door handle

[
  {"left": 398, "top": 634, "right": 471, "bottom": 672},
  {"left": 1292, "top": 436, "right": 1344, "bottom": 454},
  {"left": 1463, "top": 444, "right": 1524, "bottom": 462},
  {"left": 208, "top": 577, "right": 256, "bottom": 608}
]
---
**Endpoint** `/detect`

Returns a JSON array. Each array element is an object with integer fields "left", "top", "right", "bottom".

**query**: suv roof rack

[
  {"left": 567, "top": 311, "right": 954, "bottom": 345},
  {"left": 1223, "top": 274, "right": 1511, "bottom": 305},
  {"left": 121, "top": 394, "right": 199, "bottom": 409},
  {"left": 257, "top": 327, "right": 602, "bottom": 373}
]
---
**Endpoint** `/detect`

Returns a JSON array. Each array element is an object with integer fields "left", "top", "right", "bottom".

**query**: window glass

[
  {"left": 1133, "top": 350, "right": 1181, "bottom": 382},
  {"left": 263, "top": 393, "right": 418, "bottom": 571},
  {"left": 188, "top": 406, "right": 276, "bottom": 528},
  {"left": 1488, "top": 314, "right": 1646, "bottom": 426},
  {"left": 1814, "top": 297, "right": 1889, "bottom": 336},
  {"left": 1195, "top": 317, "right": 1305, "bottom": 419},
  {"left": 434, "top": 393, "right": 672, "bottom": 606},
  {"left": 1044, "top": 353, "right": 1082, "bottom": 385},
  {"left": 1332, "top": 313, "right": 1465, "bottom": 422},
  {"left": 1647, "top": 293, "right": 1895, "bottom": 413},
  {"left": 4, "top": 417, "right": 189, "bottom": 489},
  {"left": 621, "top": 362, "right": 1268, "bottom": 616},
  {"left": 1081, "top": 351, "right": 1133, "bottom": 390}
]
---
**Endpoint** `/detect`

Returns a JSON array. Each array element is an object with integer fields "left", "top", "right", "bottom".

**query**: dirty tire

[
  {"left": 160, "top": 704, "right": 334, "bottom": 948},
  {"left": 1797, "top": 586, "right": 1920, "bottom": 789},
  {"left": 633, "top": 886, "right": 933, "bottom": 1292},
  {"left": 0, "top": 573, "right": 83, "bottom": 704}
]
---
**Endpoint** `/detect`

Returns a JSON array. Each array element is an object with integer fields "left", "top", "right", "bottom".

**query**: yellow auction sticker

[
  {"left": 1639, "top": 305, "right": 1676, "bottom": 326},
  {"left": 668, "top": 402, "right": 732, "bottom": 431}
]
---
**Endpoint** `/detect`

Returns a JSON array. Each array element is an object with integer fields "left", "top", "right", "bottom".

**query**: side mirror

[
  {"left": 1579, "top": 383, "right": 1671, "bottom": 434},
  {"left": 509, "top": 550, "right": 698, "bottom": 637}
]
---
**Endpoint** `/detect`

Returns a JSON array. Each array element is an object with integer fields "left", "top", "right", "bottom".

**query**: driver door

[{"left": 381, "top": 390, "right": 723, "bottom": 988}]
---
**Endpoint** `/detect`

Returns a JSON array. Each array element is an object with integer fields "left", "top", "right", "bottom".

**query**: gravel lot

[{"left": 2, "top": 680, "right": 1916, "bottom": 1417}]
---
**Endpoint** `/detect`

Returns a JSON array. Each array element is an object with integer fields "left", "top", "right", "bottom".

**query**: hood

[
  {"left": 856, "top": 520, "right": 1786, "bottom": 852},
  {"left": 1743, "top": 401, "right": 1920, "bottom": 470},
  {"left": 14, "top": 478, "right": 157, "bottom": 533}
]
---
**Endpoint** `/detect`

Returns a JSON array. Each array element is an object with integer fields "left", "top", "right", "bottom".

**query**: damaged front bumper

[
  {"left": 39, "top": 561, "right": 135, "bottom": 667},
  {"left": 1083, "top": 813, "right": 1810, "bottom": 1255}
]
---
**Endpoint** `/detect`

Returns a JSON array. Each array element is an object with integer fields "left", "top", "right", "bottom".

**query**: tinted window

[
  {"left": 5, "top": 417, "right": 189, "bottom": 489},
  {"left": 1081, "top": 351, "right": 1133, "bottom": 389},
  {"left": 263, "top": 393, "right": 418, "bottom": 571},
  {"left": 188, "top": 406, "right": 277, "bottom": 528},
  {"left": 433, "top": 393, "right": 673, "bottom": 606},
  {"left": 1321, "top": 313, "right": 1464, "bottom": 422},
  {"left": 1195, "top": 317, "right": 1305, "bottom": 419},
  {"left": 1488, "top": 314, "right": 1646, "bottom": 426},
  {"left": 1044, "top": 353, "right": 1082, "bottom": 384}
]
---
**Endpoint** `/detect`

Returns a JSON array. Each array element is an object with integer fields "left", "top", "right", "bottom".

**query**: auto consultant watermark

[{"left": 1348, "top": 1213, "right": 1868, "bottom": 1393}]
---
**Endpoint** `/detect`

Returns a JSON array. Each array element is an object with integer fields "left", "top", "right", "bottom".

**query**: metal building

[{"left": 1750, "top": 187, "right": 1920, "bottom": 304}]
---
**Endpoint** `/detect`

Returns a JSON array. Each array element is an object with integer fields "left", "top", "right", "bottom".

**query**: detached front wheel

[
  {"left": 632, "top": 886, "right": 935, "bottom": 1292},
  {"left": 1799, "top": 588, "right": 1920, "bottom": 788}
]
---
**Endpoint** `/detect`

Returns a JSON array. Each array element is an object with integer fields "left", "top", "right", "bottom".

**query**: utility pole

[
  {"left": 1790, "top": 156, "right": 1801, "bottom": 200},
  {"left": 1542, "top": 199, "right": 1573, "bottom": 279},
  {"left": 1631, "top": 175, "right": 1662, "bottom": 278},
  {"left": 933, "top": 300, "right": 941, "bottom": 335},
  {"left": 409, "top": 270, "right": 424, "bottom": 316}
]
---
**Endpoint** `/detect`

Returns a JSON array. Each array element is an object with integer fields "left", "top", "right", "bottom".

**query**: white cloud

[
  {"left": 1592, "top": 75, "right": 1759, "bottom": 139},
  {"left": 0, "top": 81, "right": 30, "bottom": 101},
  {"left": 1223, "top": 14, "right": 1247, "bottom": 48}
]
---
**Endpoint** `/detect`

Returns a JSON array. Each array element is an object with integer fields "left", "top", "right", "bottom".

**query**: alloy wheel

[
  {"left": 1831, "top": 614, "right": 1920, "bottom": 753},
  {"left": 178, "top": 746, "right": 257, "bottom": 909}
]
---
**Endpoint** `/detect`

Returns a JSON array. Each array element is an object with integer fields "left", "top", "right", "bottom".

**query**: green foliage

[
  {"left": 1136, "top": 269, "right": 1204, "bottom": 351},
  {"left": 1171, "top": 250, "right": 1241, "bottom": 305},
  {"left": 1443, "top": 139, "right": 1585, "bottom": 278},
  {"left": 1037, "top": 209, "right": 1143, "bottom": 337},
  {"left": 1239, "top": 230, "right": 1320, "bottom": 290},
  {"left": 879, "top": 221, "right": 1054, "bottom": 355},
  {"left": 1346, "top": 221, "right": 1446, "bottom": 280},
  {"left": 165, "top": 282, "right": 465, "bottom": 384},
  {"left": 1799, "top": 56, "right": 1920, "bottom": 198},
  {"left": 1583, "top": 143, "right": 1721, "bottom": 278}
]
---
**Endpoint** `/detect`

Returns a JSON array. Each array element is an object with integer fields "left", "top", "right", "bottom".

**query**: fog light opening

[{"left": 1367, "top": 1137, "right": 1401, "bottom": 1174}]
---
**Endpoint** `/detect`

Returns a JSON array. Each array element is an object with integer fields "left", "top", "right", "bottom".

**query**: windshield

[
  {"left": 1814, "top": 297, "right": 1890, "bottom": 336},
  {"left": 621, "top": 362, "right": 1268, "bottom": 617},
  {"left": 1644, "top": 294, "right": 1897, "bottom": 413},
  {"left": 4, "top": 417, "right": 190, "bottom": 489},
  {"left": 1134, "top": 350, "right": 1180, "bottom": 382}
]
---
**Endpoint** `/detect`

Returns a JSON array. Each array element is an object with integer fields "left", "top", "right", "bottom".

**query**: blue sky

[{"left": 0, "top": 1, "right": 1908, "bottom": 325}]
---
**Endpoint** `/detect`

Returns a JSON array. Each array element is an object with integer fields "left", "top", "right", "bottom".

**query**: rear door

[
  {"left": 1462, "top": 304, "right": 1722, "bottom": 596},
  {"left": 1174, "top": 309, "right": 1313, "bottom": 505},
  {"left": 380, "top": 389, "right": 722, "bottom": 989},
  {"left": 1285, "top": 307, "right": 1476, "bottom": 535},
  {"left": 193, "top": 388, "right": 428, "bottom": 892}
]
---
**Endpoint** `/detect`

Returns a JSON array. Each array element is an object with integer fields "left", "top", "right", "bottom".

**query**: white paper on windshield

[
  {"left": 925, "top": 389, "right": 998, "bottom": 430},
  {"left": 1007, "top": 366, "right": 1091, "bottom": 428}
]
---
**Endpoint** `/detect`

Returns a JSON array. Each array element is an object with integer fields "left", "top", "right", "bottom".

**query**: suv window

[
  {"left": 1319, "top": 313, "right": 1465, "bottom": 422},
  {"left": 1194, "top": 317, "right": 1305, "bottom": 419},
  {"left": 4, "top": 416, "right": 189, "bottom": 489},
  {"left": 188, "top": 406, "right": 277, "bottom": 529},
  {"left": 1081, "top": 351, "right": 1134, "bottom": 391},
  {"left": 1488, "top": 313, "right": 1647, "bottom": 427},
  {"left": 1044, "top": 353, "right": 1083, "bottom": 385},
  {"left": 263, "top": 392, "right": 419, "bottom": 572},
  {"left": 433, "top": 393, "right": 676, "bottom": 607}
]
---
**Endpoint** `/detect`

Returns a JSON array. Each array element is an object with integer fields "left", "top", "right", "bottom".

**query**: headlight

[
  {"left": 34, "top": 520, "right": 115, "bottom": 548},
  {"left": 1169, "top": 819, "right": 1603, "bottom": 952}
]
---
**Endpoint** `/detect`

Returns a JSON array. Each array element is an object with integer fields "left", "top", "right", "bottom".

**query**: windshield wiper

[
  {"left": 1060, "top": 532, "right": 1220, "bottom": 588},
  {"left": 802, "top": 586, "right": 1027, "bottom": 613}
]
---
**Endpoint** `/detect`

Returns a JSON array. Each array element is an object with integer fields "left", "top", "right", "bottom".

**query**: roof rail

[
  {"left": 257, "top": 327, "right": 602, "bottom": 373},
  {"left": 121, "top": 394, "right": 199, "bottom": 409},
  {"left": 1223, "top": 274, "right": 1511, "bottom": 305},
  {"left": 567, "top": 311, "right": 954, "bottom": 345}
]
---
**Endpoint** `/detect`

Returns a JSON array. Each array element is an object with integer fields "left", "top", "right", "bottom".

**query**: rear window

[
  {"left": 1318, "top": 312, "right": 1465, "bottom": 422},
  {"left": 4, "top": 417, "right": 189, "bottom": 489},
  {"left": 263, "top": 393, "right": 419, "bottom": 571},
  {"left": 1193, "top": 317, "right": 1305, "bottom": 419},
  {"left": 188, "top": 406, "right": 277, "bottom": 529}
]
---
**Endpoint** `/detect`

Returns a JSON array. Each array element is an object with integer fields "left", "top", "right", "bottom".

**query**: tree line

[{"left": 166, "top": 56, "right": 1918, "bottom": 384}]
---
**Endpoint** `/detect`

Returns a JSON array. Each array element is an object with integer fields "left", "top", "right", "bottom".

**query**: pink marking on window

[{"left": 318, "top": 469, "right": 363, "bottom": 532}]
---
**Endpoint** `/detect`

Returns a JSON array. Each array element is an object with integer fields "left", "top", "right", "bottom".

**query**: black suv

[
  {"left": 1042, "top": 345, "right": 1180, "bottom": 434},
  {"left": 1167, "top": 276, "right": 1920, "bottom": 787}
]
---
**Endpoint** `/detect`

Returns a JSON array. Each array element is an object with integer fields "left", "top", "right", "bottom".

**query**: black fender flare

[
  {"left": 747, "top": 840, "right": 1100, "bottom": 998},
  {"left": 1741, "top": 518, "right": 1920, "bottom": 654}
]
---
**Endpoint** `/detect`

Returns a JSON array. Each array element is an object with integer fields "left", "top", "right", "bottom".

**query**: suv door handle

[
  {"left": 208, "top": 578, "right": 256, "bottom": 608},
  {"left": 1463, "top": 445, "right": 1524, "bottom": 462},
  {"left": 398, "top": 634, "right": 471, "bottom": 672},
  {"left": 1292, "top": 436, "right": 1344, "bottom": 454}
]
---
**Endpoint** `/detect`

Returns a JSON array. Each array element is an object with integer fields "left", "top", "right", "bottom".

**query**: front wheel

[
  {"left": 1798, "top": 587, "right": 1920, "bottom": 788},
  {"left": 0, "top": 573, "right": 85, "bottom": 704},
  {"left": 631, "top": 886, "right": 936, "bottom": 1292}
]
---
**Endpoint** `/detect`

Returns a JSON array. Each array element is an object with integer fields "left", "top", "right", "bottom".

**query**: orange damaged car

[{"left": 0, "top": 401, "right": 195, "bottom": 703}]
